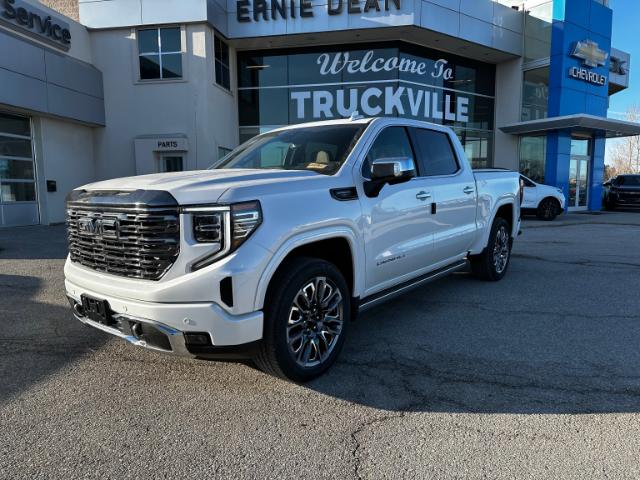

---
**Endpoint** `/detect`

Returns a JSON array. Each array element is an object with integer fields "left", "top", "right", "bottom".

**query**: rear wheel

[
  {"left": 254, "top": 257, "right": 350, "bottom": 382},
  {"left": 536, "top": 197, "right": 560, "bottom": 221},
  {"left": 469, "top": 217, "right": 512, "bottom": 281}
]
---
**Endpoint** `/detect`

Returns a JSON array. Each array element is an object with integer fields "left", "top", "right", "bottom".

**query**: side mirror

[
  {"left": 370, "top": 157, "right": 416, "bottom": 182},
  {"left": 365, "top": 157, "right": 416, "bottom": 197}
]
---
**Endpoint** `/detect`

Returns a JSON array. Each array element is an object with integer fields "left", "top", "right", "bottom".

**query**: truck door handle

[
  {"left": 416, "top": 191, "right": 431, "bottom": 201},
  {"left": 463, "top": 186, "right": 475, "bottom": 195}
]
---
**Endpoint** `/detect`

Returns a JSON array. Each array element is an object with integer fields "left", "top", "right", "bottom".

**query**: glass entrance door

[{"left": 568, "top": 138, "right": 590, "bottom": 211}]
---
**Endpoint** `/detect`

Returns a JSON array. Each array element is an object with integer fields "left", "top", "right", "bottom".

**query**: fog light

[{"left": 184, "top": 332, "right": 213, "bottom": 346}]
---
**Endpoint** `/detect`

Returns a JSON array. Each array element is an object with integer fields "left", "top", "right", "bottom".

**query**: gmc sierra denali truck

[{"left": 65, "top": 117, "right": 521, "bottom": 381}]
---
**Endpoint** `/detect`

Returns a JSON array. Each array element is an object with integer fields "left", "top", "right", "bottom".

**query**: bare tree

[{"left": 608, "top": 106, "right": 640, "bottom": 174}]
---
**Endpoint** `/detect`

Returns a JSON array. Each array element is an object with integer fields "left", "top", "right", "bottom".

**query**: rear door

[{"left": 409, "top": 127, "right": 477, "bottom": 264}]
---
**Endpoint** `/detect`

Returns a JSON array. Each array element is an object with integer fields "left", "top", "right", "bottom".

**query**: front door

[
  {"left": 568, "top": 138, "right": 590, "bottom": 211},
  {"left": 357, "top": 126, "right": 437, "bottom": 297}
]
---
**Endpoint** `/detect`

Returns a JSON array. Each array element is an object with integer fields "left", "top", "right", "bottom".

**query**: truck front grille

[{"left": 66, "top": 190, "right": 180, "bottom": 281}]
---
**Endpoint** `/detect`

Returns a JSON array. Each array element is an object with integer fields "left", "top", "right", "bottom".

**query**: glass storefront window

[
  {"left": 524, "top": 1, "right": 553, "bottom": 64},
  {"left": 519, "top": 136, "right": 546, "bottom": 184},
  {"left": 237, "top": 42, "right": 496, "bottom": 168},
  {"left": 0, "top": 112, "right": 36, "bottom": 205},
  {"left": 522, "top": 67, "right": 549, "bottom": 121}
]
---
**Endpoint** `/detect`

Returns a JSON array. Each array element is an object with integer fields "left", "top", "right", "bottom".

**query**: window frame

[
  {"left": 214, "top": 34, "right": 231, "bottom": 92},
  {"left": 408, "top": 127, "right": 461, "bottom": 178},
  {"left": 360, "top": 126, "right": 419, "bottom": 179},
  {"left": 0, "top": 112, "right": 37, "bottom": 205},
  {"left": 159, "top": 154, "right": 184, "bottom": 173},
  {"left": 134, "top": 26, "right": 186, "bottom": 83}
]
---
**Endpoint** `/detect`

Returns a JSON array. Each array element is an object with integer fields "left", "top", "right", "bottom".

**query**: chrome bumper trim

[{"left": 70, "top": 302, "right": 194, "bottom": 357}]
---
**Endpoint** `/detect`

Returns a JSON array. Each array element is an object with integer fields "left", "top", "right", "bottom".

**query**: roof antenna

[{"left": 349, "top": 111, "right": 363, "bottom": 121}]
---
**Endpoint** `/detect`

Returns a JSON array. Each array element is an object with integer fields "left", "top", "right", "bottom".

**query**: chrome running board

[{"left": 358, "top": 261, "right": 467, "bottom": 313}]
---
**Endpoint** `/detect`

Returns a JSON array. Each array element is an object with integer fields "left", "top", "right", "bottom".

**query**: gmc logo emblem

[{"left": 78, "top": 217, "right": 120, "bottom": 239}]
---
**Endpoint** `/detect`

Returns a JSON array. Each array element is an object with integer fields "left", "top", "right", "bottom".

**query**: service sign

[{"left": 0, "top": 0, "right": 71, "bottom": 50}]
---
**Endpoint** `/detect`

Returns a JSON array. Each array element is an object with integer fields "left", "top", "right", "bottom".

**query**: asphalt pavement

[{"left": 1, "top": 210, "right": 640, "bottom": 479}]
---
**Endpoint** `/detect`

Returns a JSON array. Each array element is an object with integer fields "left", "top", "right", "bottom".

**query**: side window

[
  {"left": 138, "top": 27, "right": 183, "bottom": 80},
  {"left": 362, "top": 127, "right": 414, "bottom": 178},
  {"left": 521, "top": 175, "right": 536, "bottom": 187},
  {"left": 214, "top": 35, "right": 231, "bottom": 90},
  {"left": 412, "top": 129, "right": 459, "bottom": 177}
]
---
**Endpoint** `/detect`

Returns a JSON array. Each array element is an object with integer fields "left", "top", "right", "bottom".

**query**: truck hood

[{"left": 80, "top": 169, "right": 322, "bottom": 204}]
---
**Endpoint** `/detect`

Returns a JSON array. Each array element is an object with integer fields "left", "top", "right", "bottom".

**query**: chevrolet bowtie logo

[{"left": 571, "top": 40, "right": 608, "bottom": 68}]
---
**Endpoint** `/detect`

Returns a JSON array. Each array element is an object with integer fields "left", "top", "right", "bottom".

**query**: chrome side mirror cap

[
  {"left": 365, "top": 157, "right": 416, "bottom": 198},
  {"left": 370, "top": 157, "right": 416, "bottom": 182}
]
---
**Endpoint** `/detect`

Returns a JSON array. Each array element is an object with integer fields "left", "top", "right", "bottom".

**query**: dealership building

[{"left": 1, "top": 0, "right": 638, "bottom": 226}]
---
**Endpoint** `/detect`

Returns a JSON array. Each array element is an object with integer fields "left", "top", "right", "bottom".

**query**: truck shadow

[{"left": 308, "top": 269, "right": 640, "bottom": 414}]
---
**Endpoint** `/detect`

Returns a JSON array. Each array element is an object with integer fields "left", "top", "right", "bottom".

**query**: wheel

[
  {"left": 604, "top": 196, "right": 616, "bottom": 211},
  {"left": 469, "top": 217, "right": 512, "bottom": 281},
  {"left": 254, "top": 257, "right": 350, "bottom": 382},
  {"left": 536, "top": 197, "right": 560, "bottom": 221}
]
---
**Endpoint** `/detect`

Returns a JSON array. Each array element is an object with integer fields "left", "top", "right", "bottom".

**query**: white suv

[
  {"left": 520, "top": 174, "right": 566, "bottom": 221},
  {"left": 65, "top": 118, "right": 521, "bottom": 381}
]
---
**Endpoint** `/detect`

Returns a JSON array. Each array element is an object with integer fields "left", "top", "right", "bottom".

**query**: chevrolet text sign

[{"left": 569, "top": 40, "right": 608, "bottom": 87}]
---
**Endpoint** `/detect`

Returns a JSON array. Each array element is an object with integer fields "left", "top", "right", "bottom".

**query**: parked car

[
  {"left": 64, "top": 117, "right": 521, "bottom": 381},
  {"left": 520, "top": 174, "right": 566, "bottom": 221},
  {"left": 603, "top": 174, "right": 640, "bottom": 210}
]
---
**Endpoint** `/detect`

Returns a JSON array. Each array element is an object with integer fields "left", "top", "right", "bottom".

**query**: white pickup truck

[{"left": 65, "top": 117, "right": 521, "bottom": 381}]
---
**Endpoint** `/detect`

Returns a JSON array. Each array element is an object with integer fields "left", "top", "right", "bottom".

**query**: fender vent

[{"left": 220, "top": 277, "right": 234, "bottom": 308}]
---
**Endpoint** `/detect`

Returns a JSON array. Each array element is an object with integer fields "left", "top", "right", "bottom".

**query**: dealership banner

[{"left": 238, "top": 44, "right": 495, "bottom": 132}]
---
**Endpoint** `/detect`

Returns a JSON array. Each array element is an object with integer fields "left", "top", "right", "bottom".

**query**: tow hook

[{"left": 131, "top": 322, "right": 143, "bottom": 339}]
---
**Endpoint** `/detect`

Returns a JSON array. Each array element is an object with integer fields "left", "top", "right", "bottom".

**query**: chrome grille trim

[{"left": 66, "top": 199, "right": 180, "bottom": 281}]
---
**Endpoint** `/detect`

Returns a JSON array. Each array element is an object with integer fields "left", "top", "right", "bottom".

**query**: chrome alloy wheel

[
  {"left": 286, "top": 276, "right": 344, "bottom": 368},
  {"left": 493, "top": 225, "right": 511, "bottom": 274}
]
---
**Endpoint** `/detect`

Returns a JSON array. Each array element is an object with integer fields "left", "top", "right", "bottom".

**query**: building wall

[
  {"left": 546, "top": 0, "right": 612, "bottom": 210},
  {"left": 89, "top": 23, "right": 238, "bottom": 181},
  {"left": 33, "top": 116, "right": 95, "bottom": 224},
  {"left": 40, "top": 0, "right": 79, "bottom": 22},
  {"left": 494, "top": 57, "right": 524, "bottom": 170}
]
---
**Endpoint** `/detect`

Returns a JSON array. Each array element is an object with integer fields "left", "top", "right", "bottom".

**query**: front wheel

[
  {"left": 469, "top": 217, "right": 513, "bottom": 281},
  {"left": 254, "top": 257, "right": 350, "bottom": 382}
]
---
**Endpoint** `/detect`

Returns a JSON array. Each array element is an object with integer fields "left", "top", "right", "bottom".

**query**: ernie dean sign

[{"left": 236, "top": 0, "right": 401, "bottom": 22}]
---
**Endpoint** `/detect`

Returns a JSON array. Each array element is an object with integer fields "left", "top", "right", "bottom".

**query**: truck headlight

[
  {"left": 193, "top": 212, "right": 223, "bottom": 243},
  {"left": 183, "top": 201, "right": 262, "bottom": 271}
]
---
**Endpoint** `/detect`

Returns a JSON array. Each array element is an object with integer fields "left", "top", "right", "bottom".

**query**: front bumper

[{"left": 66, "top": 279, "right": 263, "bottom": 358}]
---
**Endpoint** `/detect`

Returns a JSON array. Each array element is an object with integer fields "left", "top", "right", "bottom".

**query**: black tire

[
  {"left": 604, "top": 196, "right": 616, "bottom": 211},
  {"left": 536, "top": 197, "right": 560, "bottom": 221},
  {"left": 469, "top": 217, "right": 513, "bottom": 282},
  {"left": 254, "top": 257, "right": 350, "bottom": 382}
]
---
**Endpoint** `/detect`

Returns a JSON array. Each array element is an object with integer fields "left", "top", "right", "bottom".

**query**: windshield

[
  {"left": 213, "top": 125, "right": 365, "bottom": 175},
  {"left": 618, "top": 175, "right": 640, "bottom": 186}
]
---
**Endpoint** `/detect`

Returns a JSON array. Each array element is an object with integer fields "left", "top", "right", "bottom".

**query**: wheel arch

[
  {"left": 253, "top": 228, "right": 362, "bottom": 311},
  {"left": 469, "top": 197, "right": 519, "bottom": 255}
]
